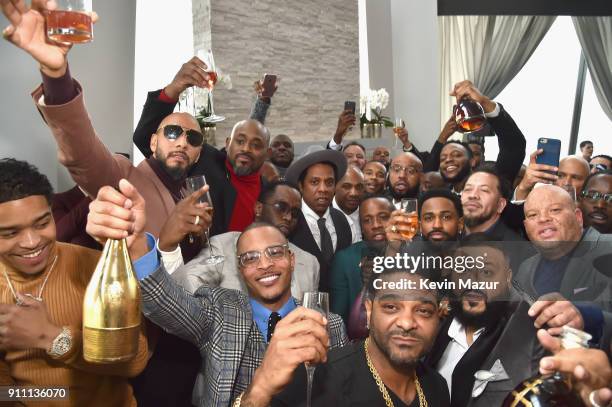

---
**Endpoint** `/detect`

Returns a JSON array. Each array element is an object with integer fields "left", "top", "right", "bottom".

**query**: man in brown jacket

[{"left": 0, "top": 2, "right": 213, "bottom": 405}]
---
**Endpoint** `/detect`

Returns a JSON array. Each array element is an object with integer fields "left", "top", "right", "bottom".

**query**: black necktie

[
  {"left": 267, "top": 312, "right": 282, "bottom": 343},
  {"left": 317, "top": 217, "right": 334, "bottom": 264}
]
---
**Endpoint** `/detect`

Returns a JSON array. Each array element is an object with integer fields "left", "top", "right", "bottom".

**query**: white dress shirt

[
  {"left": 437, "top": 317, "right": 485, "bottom": 395},
  {"left": 332, "top": 198, "right": 361, "bottom": 243},
  {"left": 301, "top": 199, "right": 337, "bottom": 251}
]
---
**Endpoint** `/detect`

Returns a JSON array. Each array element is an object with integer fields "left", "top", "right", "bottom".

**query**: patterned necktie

[
  {"left": 317, "top": 217, "right": 334, "bottom": 264},
  {"left": 267, "top": 312, "right": 282, "bottom": 343}
]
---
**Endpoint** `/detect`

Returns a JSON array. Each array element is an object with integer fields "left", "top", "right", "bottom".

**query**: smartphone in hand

[
  {"left": 536, "top": 138, "right": 561, "bottom": 168},
  {"left": 344, "top": 100, "right": 356, "bottom": 115},
  {"left": 262, "top": 74, "right": 277, "bottom": 98}
]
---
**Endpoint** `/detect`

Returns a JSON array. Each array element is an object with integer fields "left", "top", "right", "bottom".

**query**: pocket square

[{"left": 472, "top": 359, "right": 510, "bottom": 398}]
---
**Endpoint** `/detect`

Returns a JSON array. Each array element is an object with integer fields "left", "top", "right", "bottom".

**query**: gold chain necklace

[
  {"left": 364, "top": 337, "right": 428, "bottom": 407},
  {"left": 2, "top": 254, "right": 58, "bottom": 305}
]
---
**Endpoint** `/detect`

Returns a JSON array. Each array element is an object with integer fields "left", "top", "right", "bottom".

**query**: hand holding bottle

[
  {"left": 86, "top": 179, "right": 148, "bottom": 260},
  {"left": 538, "top": 329, "right": 612, "bottom": 406}
]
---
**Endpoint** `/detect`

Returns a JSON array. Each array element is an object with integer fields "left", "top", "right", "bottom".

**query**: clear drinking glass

[
  {"left": 400, "top": 198, "right": 419, "bottom": 240},
  {"left": 183, "top": 175, "right": 224, "bottom": 265},
  {"left": 47, "top": 0, "right": 93, "bottom": 43},
  {"left": 197, "top": 49, "right": 225, "bottom": 123},
  {"left": 302, "top": 292, "right": 330, "bottom": 407},
  {"left": 393, "top": 118, "right": 405, "bottom": 149}
]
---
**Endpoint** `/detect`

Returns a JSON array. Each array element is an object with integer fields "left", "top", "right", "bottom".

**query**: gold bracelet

[{"left": 232, "top": 392, "right": 244, "bottom": 407}]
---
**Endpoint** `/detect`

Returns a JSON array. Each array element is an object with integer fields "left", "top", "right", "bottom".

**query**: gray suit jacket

[
  {"left": 171, "top": 231, "right": 320, "bottom": 300},
  {"left": 140, "top": 266, "right": 348, "bottom": 407},
  {"left": 515, "top": 227, "right": 612, "bottom": 346}
]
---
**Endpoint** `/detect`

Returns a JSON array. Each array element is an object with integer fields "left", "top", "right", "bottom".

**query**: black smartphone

[
  {"left": 262, "top": 74, "right": 277, "bottom": 97},
  {"left": 344, "top": 100, "right": 356, "bottom": 115},
  {"left": 536, "top": 138, "right": 561, "bottom": 168}
]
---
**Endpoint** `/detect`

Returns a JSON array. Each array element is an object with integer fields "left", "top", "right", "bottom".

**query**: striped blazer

[{"left": 140, "top": 267, "right": 348, "bottom": 406}]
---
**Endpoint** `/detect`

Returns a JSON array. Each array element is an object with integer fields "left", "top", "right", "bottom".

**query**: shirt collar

[
  {"left": 302, "top": 198, "right": 330, "bottom": 221},
  {"left": 249, "top": 297, "right": 297, "bottom": 340},
  {"left": 448, "top": 317, "right": 485, "bottom": 346}
]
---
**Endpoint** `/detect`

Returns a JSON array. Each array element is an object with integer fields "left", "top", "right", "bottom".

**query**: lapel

[
  {"left": 291, "top": 212, "right": 323, "bottom": 258},
  {"left": 330, "top": 207, "right": 352, "bottom": 251},
  {"left": 424, "top": 316, "right": 453, "bottom": 367},
  {"left": 219, "top": 291, "right": 260, "bottom": 403},
  {"left": 473, "top": 301, "right": 540, "bottom": 397},
  {"left": 450, "top": 317, "right": 507, "bottom": 407}
]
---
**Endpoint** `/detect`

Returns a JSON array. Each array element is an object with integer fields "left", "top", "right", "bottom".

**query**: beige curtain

[
  {"left": 573, "top": 17, "right": 612, "bottom": 121},
  {"left": 439, "top": 15, "right": 556, "bottom": 128}
]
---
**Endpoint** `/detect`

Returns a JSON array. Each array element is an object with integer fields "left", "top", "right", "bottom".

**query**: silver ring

[
  {"left": 194, "top": 215, "right": 200, "bottom": 226},
  {"left": 590, "top": 390, "right": 602, "bottom": 407},
  {"left": 391, "top": 225, "right": 398, "bottom": 233}
]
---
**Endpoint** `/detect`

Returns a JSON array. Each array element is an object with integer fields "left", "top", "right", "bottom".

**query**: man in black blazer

[
  {"left": 425, "top": 237, "right": 545, "bottom": 407},
  {"left": 436, "top": 81, "right": 526, "bottom": 193},
  {"left": 285, "top": 150, "right": 352, "bottom": 291},
  {"left": 132, "top": 57, "right": 274, "bottom": 237},
  {"left": 461, "top": 166, "right": 525, "bottom": 242}
]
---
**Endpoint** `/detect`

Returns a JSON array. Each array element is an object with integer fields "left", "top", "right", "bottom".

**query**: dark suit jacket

[
  {"left": 290, "top": 209, "right": 352, "bottom": 292},
  {"left": 132, "top": 89, "right": 269, "bottom": 236},
  {"left": 515, "top": 227, "right": 612, "bottom": 348},
  {"left": 426, "top": 299, "right": 543, "bottom": 407},
  {"left": 330, "top": 241, "right": 366, "bottom": 323}
]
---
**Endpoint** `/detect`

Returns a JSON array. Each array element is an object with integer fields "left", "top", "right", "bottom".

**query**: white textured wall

[
  {"left": 0, "top": 0, "right": 136, "bottom": 191},
  {"left": 192, "top": 0, "right": 360, "bottom": 144}
]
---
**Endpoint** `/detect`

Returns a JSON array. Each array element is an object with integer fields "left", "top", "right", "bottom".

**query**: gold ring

[
  {"left": 391, "top": 225, "right": 398, "bottom": 233},
  {"left": 194, "top": 215, "right": 200, "bottom": 226}
]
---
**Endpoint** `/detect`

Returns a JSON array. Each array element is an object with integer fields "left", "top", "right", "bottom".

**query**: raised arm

[
  {"left": 450, "top": 81, "right": 526, "bottom": 182},
  {"left": 2, "top": 0, "right": 129, "bottom": 197}
]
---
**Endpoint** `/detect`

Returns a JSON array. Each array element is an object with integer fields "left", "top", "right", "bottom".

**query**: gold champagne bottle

[{"left": 83, "top": 238, "right": 141, "bottom": 363}]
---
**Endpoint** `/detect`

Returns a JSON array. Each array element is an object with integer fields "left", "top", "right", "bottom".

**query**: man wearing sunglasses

[
  {"left": 579, "top": 170, "right": 612, "bottom": 234},
  {"left": 0, "top": 5, "right": 218, "bottom": 406},
  {"left": 85, "top": 180, "right": 348, "bottom": 406},
  {"left": 132, "top": 58, "right": 276, "bottom": 238},
  {"left": 164, "top": 181, "right": 320, "bottom": 300},
  {"left": 590, "top": 155, "right": 612, "bottom": 175}
]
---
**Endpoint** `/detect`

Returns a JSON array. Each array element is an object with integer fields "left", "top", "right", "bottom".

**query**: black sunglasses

[
  {"left": 581, "top": 190, "right": 612, "bottom": 203},
  {"left": 158, "top": 124, "right": 204, "bottom": 147},
  {"left": 262, "top": 201, "right": 301, "bottom": 219},
  {"left": 590, "top": 163, "right": 608, "bottom": 172}
]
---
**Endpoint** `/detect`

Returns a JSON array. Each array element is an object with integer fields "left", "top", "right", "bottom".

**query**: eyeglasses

[
  {"left": 262, "top": 201, "right": 301, "bottom": 219},
  {"left": 580, "top": 190, "right": 612, "bottom": 203},
  {"left": 390, "top": 164, "right": 419, "bottom": 176},
  {"left": 158, "top": 125, "right": 204, "bottom": 147},
  {"left": 237, "top": 244, "right": 290, "bottom": 268}
]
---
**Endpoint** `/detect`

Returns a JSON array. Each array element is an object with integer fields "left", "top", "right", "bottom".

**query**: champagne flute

[
  {"left": 399, "top": 198, "right": 419, "bottom": 240},
  {"left": 199, "top": 49, "right": 225, "bottom": 123},
  {"left": 302, "top": 292, "right": 329, "bottom": 407},
  {"left": 184, "top": 175, "right": 224, "bottom": 265},
  {"left": 393, "top": 118, "right": 405, "bottom": 149}
]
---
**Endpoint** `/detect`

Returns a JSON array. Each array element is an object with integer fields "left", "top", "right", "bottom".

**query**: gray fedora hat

[{"left": 285, "top": 149, "right": 348, "bottom": 186}]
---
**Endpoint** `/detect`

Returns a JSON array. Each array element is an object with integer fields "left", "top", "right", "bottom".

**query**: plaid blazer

[{"left": 140, "top": 267, "right": 348, "bottom": 407}]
